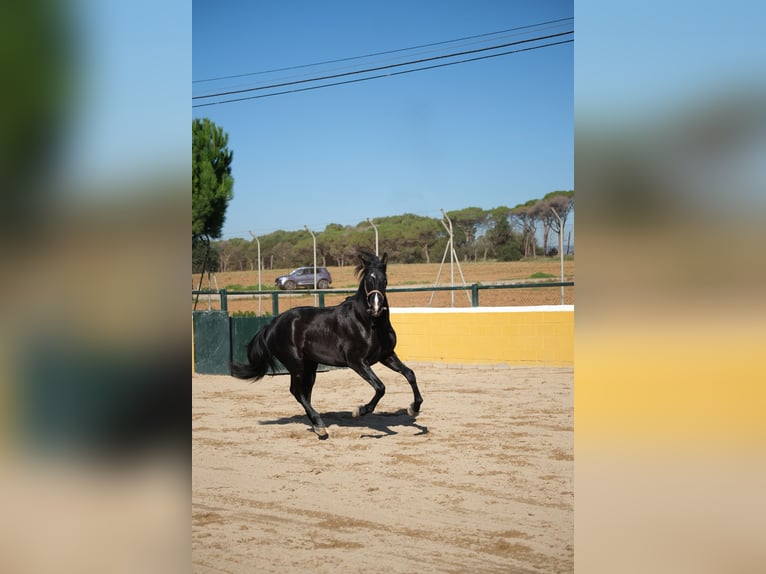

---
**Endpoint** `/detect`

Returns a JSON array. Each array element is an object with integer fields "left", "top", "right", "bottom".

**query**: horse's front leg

[
  {"left": 349, "top": 362, "right": 385, "bottom": 418},
  {"left": 380, "top": 353, "right": 422, "bottom": 416}
]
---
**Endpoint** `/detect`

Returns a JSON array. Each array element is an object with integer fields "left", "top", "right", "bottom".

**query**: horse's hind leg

[
  {"left": 288, "top": 362, "right": 327, "bottom": 439},
  {"left": 381, "top": 353, "right": 423, "bottom": 416}
]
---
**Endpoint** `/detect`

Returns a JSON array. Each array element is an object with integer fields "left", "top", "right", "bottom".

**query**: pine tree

[{"left": 192, "top": 118, "right": 234, "bottom": 240}]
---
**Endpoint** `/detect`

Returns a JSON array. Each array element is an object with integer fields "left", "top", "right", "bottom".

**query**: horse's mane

[{"left": 354, "top": 250, "right": 386, "bottom": 279}]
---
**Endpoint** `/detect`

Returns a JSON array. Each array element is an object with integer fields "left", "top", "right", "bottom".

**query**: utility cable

[
  {"left": 197, "top": 22, "right": 571, "bottom": 96},
  {"left": 193, "top": 37, "right": 572, "bottom": 108},
  {"left": 194, "top": 30, "right": 572, "bottom": 101},
  {"left": 193, "top": 17, "right": 573, "bottom": 84}
]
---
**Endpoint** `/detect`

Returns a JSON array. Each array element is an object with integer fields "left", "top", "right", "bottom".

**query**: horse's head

[{"left": 356, "top": 250, "right": 388, "bottom": 318}]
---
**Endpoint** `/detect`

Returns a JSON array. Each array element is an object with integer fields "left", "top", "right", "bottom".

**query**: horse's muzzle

[
  {"left": 369, "top": 305, "right": 387, "bottom": 318},
  {"left": 367, "top": 290, "right": 386, "bottom": 318}
]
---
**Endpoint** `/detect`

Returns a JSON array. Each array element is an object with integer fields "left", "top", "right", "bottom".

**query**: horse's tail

[{"left": 230, "top": 324, "right": 278, "bottom": 380}]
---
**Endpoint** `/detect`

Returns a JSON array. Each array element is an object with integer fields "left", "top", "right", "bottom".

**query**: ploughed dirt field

[{"left": 192, "top": 364, "right": 573, "bottom": 573}]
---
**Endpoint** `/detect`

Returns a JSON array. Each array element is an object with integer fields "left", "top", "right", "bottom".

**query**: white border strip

[{"left": 389, "top": 305, "right": 574, "bottom": 314}]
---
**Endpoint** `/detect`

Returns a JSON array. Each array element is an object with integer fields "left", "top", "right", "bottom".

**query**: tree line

[
  {"left": 192, "top": 117, "right": 573, "bottom": 274},
  {"left": 193, "top": 192, "right": 573, "bottom": 273}
]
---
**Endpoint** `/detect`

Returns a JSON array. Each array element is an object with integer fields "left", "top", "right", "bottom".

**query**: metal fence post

[
  {"left": 471, "top": 284, "right": 479, "bottom": 307},
  {"left": 271, "top": 291, "right": 279, "bottom": 316},
  {"left": 219, "top": 288, "right": 228, "bottom": 313},
  {"left": 318, "top": 292, "right": 325, "bottom": 308}
]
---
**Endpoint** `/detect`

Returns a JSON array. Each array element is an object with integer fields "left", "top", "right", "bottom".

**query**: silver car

[{"left": 275, "top": 266, "right": 333, "bottom": 290}]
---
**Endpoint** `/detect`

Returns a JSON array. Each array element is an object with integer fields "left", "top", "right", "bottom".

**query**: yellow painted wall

[{"left": 390, "top": 306, "right": 573, "bottom": 366}]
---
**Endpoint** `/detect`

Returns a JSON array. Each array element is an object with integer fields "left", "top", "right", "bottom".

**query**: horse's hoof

[
  {"left": 314, "top": 426, "right": 329, "bottom": 439},
  {"left": 407, "top": 403, "right": 421, "bottom": 417},
  {"left": 352, "top": 406, "right": 361, "bottom": 418}
]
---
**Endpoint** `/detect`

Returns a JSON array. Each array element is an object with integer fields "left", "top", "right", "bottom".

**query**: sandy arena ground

[{"left": 192, "top": 364, "right": 573, "bottom": 573}]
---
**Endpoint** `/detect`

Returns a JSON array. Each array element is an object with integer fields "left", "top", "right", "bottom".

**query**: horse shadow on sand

[{"left": 259, "top": 408, "right": 429, "bottom": 439}]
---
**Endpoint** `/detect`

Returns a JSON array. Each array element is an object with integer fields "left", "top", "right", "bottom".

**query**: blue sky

[
  {"left": 193, "top": 1, "right": 573, "bottom": 240},
  {"left": 576, "top": 1, "right": 766, "bottom": 121},
  {"left": 61, "top": 0, "right": 189, "bottom": 192}
]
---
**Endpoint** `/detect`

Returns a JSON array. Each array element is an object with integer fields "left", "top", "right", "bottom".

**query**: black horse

[{"left": 230, "top": 251, "right": 423, "bottom": 439}]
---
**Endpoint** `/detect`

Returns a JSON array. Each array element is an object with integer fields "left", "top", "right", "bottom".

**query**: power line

[
  {"left": 194, "top": 31, "right": 572, "bottom": 100},
  {"left": 194, "top": 30, "right": 572, "bottom": 102},
  {"left": 193, "top": 37, "right": 572, "bottom": 109},
  {"left": 193, "top": 17, "right": 573, "bottom": 84},
  {"left": 196, "top": 22, "right": 570, "bottom": 97}
]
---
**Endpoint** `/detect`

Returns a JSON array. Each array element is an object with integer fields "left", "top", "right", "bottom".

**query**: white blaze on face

[
  {"left": 369, "top": 273, "right": 382, "bottom": 316},
  {"left": 372, "top": 291, "right": 382, "bottom": 316}
]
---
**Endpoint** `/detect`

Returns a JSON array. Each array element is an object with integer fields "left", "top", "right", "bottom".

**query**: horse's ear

[{"left": 380, "top": 252, "right": 388, "bottom": 266}]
